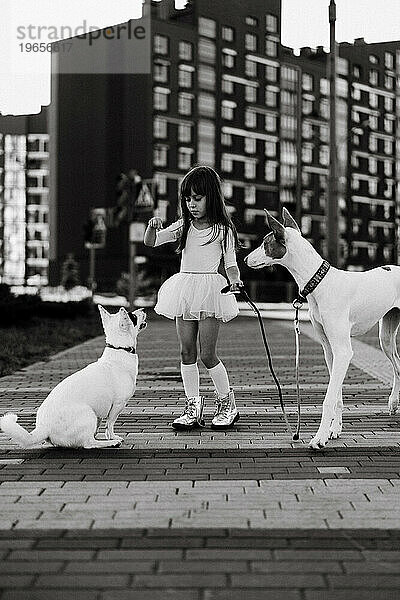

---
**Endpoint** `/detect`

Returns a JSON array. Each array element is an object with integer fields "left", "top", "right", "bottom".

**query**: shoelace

[
  {"left": 181, "top": 398, "right": 197, "bottom": 419},
  {"left": 215, "top": 397, "right": 231, "bottom": 419}
]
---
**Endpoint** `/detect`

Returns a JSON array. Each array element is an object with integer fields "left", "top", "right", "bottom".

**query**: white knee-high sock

[
  {"left": 207, "top": 361, "right": 230, "bottom": 397},
  {"left": 180, "top": 363, "right": 200, "bottom": 398}
]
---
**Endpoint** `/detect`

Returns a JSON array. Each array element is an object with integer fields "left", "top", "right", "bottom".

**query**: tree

[{"left": 61, "top": 253, "right": 80, "bottom": 291}]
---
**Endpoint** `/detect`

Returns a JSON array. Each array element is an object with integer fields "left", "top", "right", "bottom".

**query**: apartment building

[{"left": 0, "top": 107, "right": 49, "bottom": 286}]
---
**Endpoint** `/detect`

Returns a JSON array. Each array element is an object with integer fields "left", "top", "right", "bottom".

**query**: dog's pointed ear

[
  {"left": 264, "top": 209, "right": 285, "bottom": 243},
  {"left": 98, "top": 305, "right": 112, "bottom": 328},
  {"left": 282, "top": 207, "right": 301, "bottom": 232},
  {"left": 118, "top": 307, "right": 132, "bottom": 331}
]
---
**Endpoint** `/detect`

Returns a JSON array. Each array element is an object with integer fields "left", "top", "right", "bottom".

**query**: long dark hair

[{"left": 176, "top": 165, "right": 240, "bottom": 253}]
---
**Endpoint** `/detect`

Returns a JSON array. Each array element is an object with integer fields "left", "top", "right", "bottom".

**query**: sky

[{"left": 0, "top": 0, "right": 399, "bottom": 116}]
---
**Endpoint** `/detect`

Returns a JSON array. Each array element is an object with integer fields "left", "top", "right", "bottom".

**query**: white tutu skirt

[{"left": 154, "top": 272, "right": 239, "bottom": 322}]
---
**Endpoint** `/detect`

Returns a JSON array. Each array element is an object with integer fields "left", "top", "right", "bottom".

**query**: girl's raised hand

[{"left": 148, "top": 217, "right": 163, "bottom": 230}]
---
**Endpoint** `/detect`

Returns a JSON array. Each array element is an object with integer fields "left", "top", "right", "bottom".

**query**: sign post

[{"left": 84, "top": 208, "right": 107, "bottom": 299}]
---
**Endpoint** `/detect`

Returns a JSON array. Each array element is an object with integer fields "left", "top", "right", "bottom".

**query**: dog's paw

[
  {"left": 309, "top": 430, "right": 329, "bottom": 450},
  {"left": 107, "top": 434, "right": 123, "bottom": 443},
  {"left": 110, "top": 439, "right": 123, "bottom": 448}
]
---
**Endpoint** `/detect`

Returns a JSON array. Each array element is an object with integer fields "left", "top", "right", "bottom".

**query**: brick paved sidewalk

[{"left": 0, "top": 311, "right": 400, "bottom": 599}]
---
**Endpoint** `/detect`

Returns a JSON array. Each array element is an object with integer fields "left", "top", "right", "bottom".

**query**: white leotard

[{"left": 154, "top": 219, "right": 237, "bottom": 273}]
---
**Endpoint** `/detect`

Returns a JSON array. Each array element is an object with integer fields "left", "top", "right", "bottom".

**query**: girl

[{"left": 144, "top": 165, "right": 243, "bottom": 431}]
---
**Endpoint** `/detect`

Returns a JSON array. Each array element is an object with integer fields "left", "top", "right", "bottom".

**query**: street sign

[{"left": 129, "top": 222, "right": 146, "bottom": 243}]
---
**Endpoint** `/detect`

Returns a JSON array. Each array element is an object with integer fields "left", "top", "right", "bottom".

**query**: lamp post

[{"left": 327, "top": 0, "right": 338, "bottom": 266}]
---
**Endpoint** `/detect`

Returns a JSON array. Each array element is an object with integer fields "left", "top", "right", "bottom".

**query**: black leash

[{"left": 222, "top": 285, "right": 298, "bottom": 440}]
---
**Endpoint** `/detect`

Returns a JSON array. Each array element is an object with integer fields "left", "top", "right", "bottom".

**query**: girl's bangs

[{"left": 181, "top": 170, "right": 207, "bottom": 197}]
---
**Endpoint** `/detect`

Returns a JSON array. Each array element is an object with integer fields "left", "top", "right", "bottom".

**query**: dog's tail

[{"left": 0, "top": 414, "right": 49, "bottom": 448}]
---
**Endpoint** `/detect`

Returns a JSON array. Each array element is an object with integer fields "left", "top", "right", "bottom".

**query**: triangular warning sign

[{"left": 135, "top": 182, "right": 154, "bottom": 208}]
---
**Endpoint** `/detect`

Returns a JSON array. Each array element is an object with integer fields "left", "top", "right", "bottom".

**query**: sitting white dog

[{"left": 0, "top": 306, "right": 146, "bottom": 449}]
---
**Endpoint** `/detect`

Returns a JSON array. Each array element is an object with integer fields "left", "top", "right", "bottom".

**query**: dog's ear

[
  {"left": 282, "top": 207, "right": 301, "bottom": 232},
  {"left": 118, "top": 307, "right": 132, "bottom": 331},
  {"left": 98, "top": 305, "right": 112, "bottom": 328},
  {"left": 264, "top": 209, "right": 285, "bottom": 244}
]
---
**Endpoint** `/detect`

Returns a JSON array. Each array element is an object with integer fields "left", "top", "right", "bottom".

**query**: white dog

[
  {"left": 0, "top": 306, "right": 147, "bottom": 449},
  {"left": 245, "top": 208, "right": 400, "bottom": 449}
]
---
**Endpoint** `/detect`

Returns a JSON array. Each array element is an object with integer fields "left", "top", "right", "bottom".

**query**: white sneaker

[
  {"left": 172, "top": 396, "right": 205, "bottom": 430},
  {"left": 211, "top": 390, "right": 240, "bottom": 430}
]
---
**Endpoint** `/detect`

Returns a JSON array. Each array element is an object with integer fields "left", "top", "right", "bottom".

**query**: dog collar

[
  {"left": 298, "top": 260, "right": 331, "bottom": 302},
  {"left": 106, "top": 343, "right": 136, "bottom": 354}
]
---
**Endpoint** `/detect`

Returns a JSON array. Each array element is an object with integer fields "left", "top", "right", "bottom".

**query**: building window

[
  {"left": 245, "top": 33, "right": 258, "bottom": 52},
  {"left": 265, "top": 114, "right": 276, "bottom": 132},
  {"left": 221, "top": 156, "right": 233, "bottom": 172},
  {"left": 302, "top": 145, "right": 312, "bottom": 164},
  {"left": 245, "top": 161, "right": 256, "bottom": 179},
  {"left": 302, "top": 74, "right": 313, "bottom": 91},
  {"left": 265, "top": 88, "right": 277, "bottom": 107},
  {"left": 265, "top": 65, "right": 278, "bottom": 82},
  {"left": 178, "top": 123, "right": 192, "bottom": 143},
  {"left": 154, "top": 34, "right": 168, "bottom": 55},
  {"left": 369, "top": 179, "right": 377, "bottom": 195},
  {"left": 245, "top": 59, "right": 257, "bottom": 77},
  {"left": 198, "top": 38, "right": 216, "bottom": 63},
  {"left": 222, "top": 52, "right": 236, "bottom": 69},
  {"left": 302, "top": 99, "right": 313, "bottom": 115},
  {"left": 222, "top": 100, "right": 236, "bottom": 120},
  {"left": 244, "top": 186, "right": 256, "bottom": 205},
  {"left": 351, "top": 176, "right": 360, "bottom": 191},
  {"left": 319, "top": 146, "right": 329, "bottom": 166},
  {"left": 246, "top": 16, "right": 258, "bottom": 26},
  {"left": 385, "top": 96, "right": 394, "bottom": 112},
  {"left": 320, "top": 78, "right": 329, "bottom": 95},
  {"left": 154, "top": 88, "right": 169, "bottom": 111},
  {"left": 154, "top": 62, "right": 169, "bottom": 83},
  {"left": 245, "top": 138, "right": 256, "bottom": 154},
  {"left": 245, "top": 85, "right": 257, "bottom": 102},
  {"left": 265, "top": 162, "right": 276, "bottom": 182},
  {"left": 178, "top": 65, "right": 193, "bottom": 88},
  {"left": 179, "top": 41, "right": 193, "bottom": 61},
  {"left": 281, "top": 115, "right": 297, "bottom": 139},
  {"left": 352, "top": 86, "right": 361, "bottom": 100},
  {"left": 198, "top": 65, "right": 216, "bottom": 89},
  {"left": 198, "top": 120, "right": 215, "bottom": 165},
  {"left": 385, "top": 75, "right": 395, "bottom": 89},
  {"left": 384, "top": 139, "right": 393, "bottom": 154},
  {"left": 369, "top": 115, "right": 378, "bottom": 129},
  {"left": 384, "top": 180, "right": 394, "bottom": 198},
  {"left": 384, "top": 117, "right": 394, "bottom": 133},
  {"left": 369, "top": 54, "right": 379, "bottom": 64},
  {"left": 222, "top": 79, "right": 234, "bottom": 94},
  {"left": 320, "top": 124, "right": 329, "bottom": 143},
  {"left": 224, "top": 182, "right": 233, "bottom": 198},
  {"left": 320, "top": 98, "right": 329, "bottom": 119},
  {"left": 154, "top": 145, "right": 168, "bottom": 167},
  {"left": 199, "top": 17, "right": 216, "bottom": 38},
  {"left": 245, "top": 109, "right": 257, "bottom": 128},
  {"left": 369, "top": 69, "right": 379, "bottom": 86},
  {"left": 337, "top": 78, "right": 348, "bottom": 97},
  {"left": 369, "top": 92, "right": 378, "bottom": 108},
  {"left": 266, "top": 14, "right": 278, "bottom": 33},
  {"left": 153, "top": 117, "right": 167, "bottom": 139},
  {"left": 222, "top": 26, "right": 234, "bottom": 42},
  {"left": 221, "top": 133, "right": 232, "bottom": 146},
  {"left": 353, "top": 65, "right": 361, "bottom": 78},
  {"left": 198, "top": 93, "right": 215, "bottom": 117},
  {"left": 302, "top": 121, "right": 312, "bottom": 139},
  {"left": 384, "top": 160, "right": 392, "bottom": 177},
  {"left": 265, "top": 141, "right": 276, "bottom": 157},
  {"left": 385, "top": 52, "right": 394, "bottom": 69},
  {"left": 369, "top": 135, "right": 377, "bottom": 152},
  {"left": 178, "top": 93, "right": 193, "bottom": 115},
  {"left": 265, "top": 38, "right": 278, "bottom": 57},
  {"left": 369, "top": 157, "right": 377, "bottom": 173},
  {"left": 178, "top": 148, "right": 192, "bottom": 170}
]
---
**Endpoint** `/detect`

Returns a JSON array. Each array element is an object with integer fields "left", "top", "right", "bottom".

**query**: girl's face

[{"left": 185, "top": 188, "right": 207, "bottom": 220}]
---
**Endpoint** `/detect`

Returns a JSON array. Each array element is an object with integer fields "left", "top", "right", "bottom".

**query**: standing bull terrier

[
  {"left": 0, "top": 306, "right": 147, "bottom": 449},
  {"left": 245, "top": 208, "right": 400, "bottom": 449}
]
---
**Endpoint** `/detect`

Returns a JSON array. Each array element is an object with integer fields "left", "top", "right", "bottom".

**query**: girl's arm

[
  {"left": 144, "top": 217, "right": 163, "bottom": 247},
  {"left": 223, "top": 229, "right": 243, "bottom": 291},
  {"left": 226, "top": 266, "right": 243, "bottom": 292}
]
